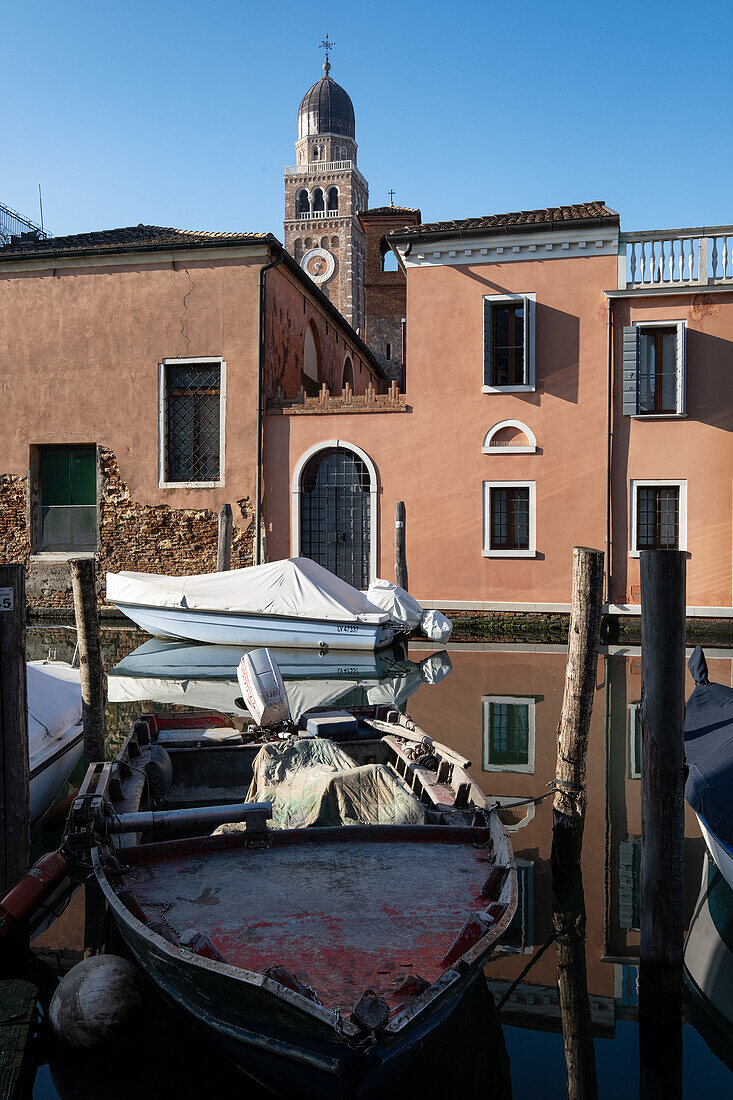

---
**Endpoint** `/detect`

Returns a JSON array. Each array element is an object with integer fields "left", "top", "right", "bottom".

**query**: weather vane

[{"left": 320, "top": 34, "right": 335, "bottom": 74}]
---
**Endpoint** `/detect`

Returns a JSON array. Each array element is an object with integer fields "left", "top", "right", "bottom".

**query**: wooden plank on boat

[{"left": 0, "top": 980, "right": 37, "bottom": 1099}]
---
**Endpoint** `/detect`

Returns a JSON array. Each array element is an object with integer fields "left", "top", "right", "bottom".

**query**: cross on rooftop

[
  {"left": 388, "top": 190, "right": 396, "bottom": 206},
  {"left": 320, "top": 34, "right": 335, "bottom": 73}
]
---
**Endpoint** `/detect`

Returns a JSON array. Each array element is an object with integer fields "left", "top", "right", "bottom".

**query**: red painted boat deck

[{"left": 120, "top": 836, "right": 495, "bottom": 1012}]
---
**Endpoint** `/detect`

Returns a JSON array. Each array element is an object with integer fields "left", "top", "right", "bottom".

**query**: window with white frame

[
  {"left": 483, "top": 481, "right": 536, "bottom": 557},
  {"left": 482, "top": 696, "right": 536, "bottom": 772},
  {"left": 159, "top": 358, "right": 224, "bottom": 487},
  {"left": 628, "top": 703, "right": 641, "bottom": 779},
  {"left": 622, "top": 321, "right": 686, "bottom": 416},
  {"left": 483, "top": 293, "right": 535, "bottom": 392},
  {"left": 629, "top": 479, "right": 686, "bottom": 556}
]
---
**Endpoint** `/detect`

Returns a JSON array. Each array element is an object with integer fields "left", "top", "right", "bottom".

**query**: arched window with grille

[{"left": 296, "top": 444, "right": 376, "bottom": 588}]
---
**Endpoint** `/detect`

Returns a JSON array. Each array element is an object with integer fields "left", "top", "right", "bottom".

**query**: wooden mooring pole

[
  {"left": 69, "top": 558, "right": 105, "bottom": 766},
  {"left": 217, "top": 504, "right": 232, "bottom": 572},
  {"left": 552, "top": 861, "right": 598, "bottom": 1100},
  {"left": 552, "top": 546, "right": 604, "bottom": 866},
  {"left": 0, "top": 565, "right": 30, "bottom": 898},
  {"left": 638, "top": 549, "right": 686, "bottom": 1100},
  {"left": 395, "top": 501, "right": 407, "bottom": 591}
]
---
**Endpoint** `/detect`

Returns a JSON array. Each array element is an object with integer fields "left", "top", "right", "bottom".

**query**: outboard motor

[{"left": 237, "top": 649, "right": 291, "bottom": 729}]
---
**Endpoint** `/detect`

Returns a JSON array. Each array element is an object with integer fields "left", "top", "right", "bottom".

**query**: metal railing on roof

[{"left": 0, "top": 201, "right": 50, "bottom": 246}]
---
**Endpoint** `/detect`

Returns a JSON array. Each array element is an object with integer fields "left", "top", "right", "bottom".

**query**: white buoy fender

[{"left": 49, "top": 955, "right": 145, "bottom": 1047}]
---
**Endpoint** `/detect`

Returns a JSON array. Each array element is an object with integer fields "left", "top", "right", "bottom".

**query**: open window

[
  {"left": 483, "top": 293, "right": 536, "bottom": 392},
  {"left": 623, "top": 321, "right": 686, "bottom": 416}
]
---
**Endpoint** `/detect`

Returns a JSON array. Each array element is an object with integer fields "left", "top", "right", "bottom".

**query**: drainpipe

[
  {"left": 605, "top": 297, "right": 613, "bottom": 604},
  {"left": 255, "top": 245, "right": 284, "bottom": 565}
]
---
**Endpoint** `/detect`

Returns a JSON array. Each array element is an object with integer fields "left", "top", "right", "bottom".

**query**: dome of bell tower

[{"left": 298, "top": 67, "right": 355, "bottom": 139}]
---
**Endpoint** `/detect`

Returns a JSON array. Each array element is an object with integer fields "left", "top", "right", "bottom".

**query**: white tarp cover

[
  {"left": 219, "top": 739, "right": 426, "bottom": 829},
  {"left": 367, "top": 579, "right": 424, "bottom": 630},
  {"left": 27, "top": 661, "right": 82, "bottom": 756},
  {"left": 420, "top": 609, "right": 453, "bottom": 643},
  {"left": 106, "top": 558, "right": 389, "bottom": 624}
]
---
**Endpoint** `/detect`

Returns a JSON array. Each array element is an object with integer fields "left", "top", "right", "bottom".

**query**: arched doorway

[{"left": 292, "top": 441, "right": 378, "bottom": 589}]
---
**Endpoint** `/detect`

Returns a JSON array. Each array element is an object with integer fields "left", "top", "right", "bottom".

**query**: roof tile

[
  {"left": 389, "top": 201, "right": 618, "bottom": 240},
  {"left": 0, "top": 224, "right": 275, "bottom": 259}
]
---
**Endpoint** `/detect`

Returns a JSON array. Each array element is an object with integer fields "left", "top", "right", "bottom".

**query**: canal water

[{"left": 25, "top": 627, "right": 733, "bottom": 1098}]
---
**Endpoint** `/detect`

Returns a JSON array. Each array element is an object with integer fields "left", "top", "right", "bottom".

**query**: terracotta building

[
  {"left": 265, "top": 203, "right": 733, "bottom": 619},
  {"left": 0, "top": 225, "right": 384, "bottom": 608}
]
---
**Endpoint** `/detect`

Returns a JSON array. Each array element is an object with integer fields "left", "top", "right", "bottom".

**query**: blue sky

[{"left": 4, "top": 0, "right": 732, "bottom": 238}]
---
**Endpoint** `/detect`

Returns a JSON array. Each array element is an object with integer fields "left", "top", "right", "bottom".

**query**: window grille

[
  {"left": 164, "top": 363, "right": 221, "bottom": 483},
  {"left": 301, "top": 447, "right": 371, "bottom": 589},
  {"left": 491, "top": 487, "right": 530, "bottom": 550},
  {"left": 637, "top": 486, "right": 679, "bottom": 549}
]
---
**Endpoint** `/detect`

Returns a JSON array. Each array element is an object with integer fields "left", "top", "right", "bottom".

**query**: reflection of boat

[
  {"left": 106, "top": 639, "right": 452, "bottom": 720},
  {"left": 106, "top": 558, "right": 402, "bottom": 651},
  {"left": 28, "top": 661, "right": 83, "bottom": 825},
  {"left": 71, "top": 706, "right": 515, "bottom": 1100},
  {"left": 684, "top": 648, "right": 733, "bottom": 890},
  {"left": 684, "top": 853, "right": 733, "bottom": 1070}
]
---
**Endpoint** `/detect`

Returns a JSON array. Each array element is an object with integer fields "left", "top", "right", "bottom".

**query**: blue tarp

[{"left": 684, "top": 647, "right": 733, "bottom": 851}]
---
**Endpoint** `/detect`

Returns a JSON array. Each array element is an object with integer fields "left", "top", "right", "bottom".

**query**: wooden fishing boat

[{"left": 68, "top": 708, "right": 516, "bottom": 1098}]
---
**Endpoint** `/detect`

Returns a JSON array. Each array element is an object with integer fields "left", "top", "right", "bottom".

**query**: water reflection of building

[{"left": 406, "top": 642, "right": 733, "bottom": 1035}]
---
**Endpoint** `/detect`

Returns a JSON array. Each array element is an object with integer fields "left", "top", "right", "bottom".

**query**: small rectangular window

[
  {"left": 482, "top": 695, "right": 536, "bottom": 774},
  {"left": 483, "top": 294, "right": 535, "bottom": 391},
  {"left": 35, "top": 444, "right": 97, "bottom": 553},
  {"left": 630, "top": 480, "right": 686, "bottom": 556},
  {"left": 483, "top": 481, "right": 536, "bottom": 557},
  {"left": 637, "top": 486, "right": 679, "bottom": 549},
  {"left": 492, "top": 487, "right": 529, "bottom": 549},
  {"left": 160, "top": 360, "right": 223, "bottom": 486},
  {"left": 622, "top": 321, "right": 686, "bottom": 416}
]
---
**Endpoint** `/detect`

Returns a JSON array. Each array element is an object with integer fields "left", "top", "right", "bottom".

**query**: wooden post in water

[
  {"left": 552, "top": 546, "right": 604, "bottom": 866},
  {"left": 552, "top": 860, "right": 598, "bottom": 1100},
  {"left": 395, "top": 501, "right": 407, "bottom": 591},
  {"left": 217, "top": 504, "right": 232, "bottom": 572},
  {"left": 69, "top": 558, "right": 105, "bottom": 766},
  {"left": 638, "top": 549, "right": 686, "bottom": 1100},
  {"left": 0, "top": 564, "right": 30, "bottom": 897}
]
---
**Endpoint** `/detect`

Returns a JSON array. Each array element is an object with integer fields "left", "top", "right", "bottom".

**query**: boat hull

[
  {"left": 695, "top": 813, "right": 733, "bottom": 893},
  {"left": 30, "top": 728, "right": 84, "bottom": 825},
  {"left": 112, "top": 603, "right": 397, "bottom": 652},
  {"left": 102, "top": 874, "right": 493, "bottom": 1100}
]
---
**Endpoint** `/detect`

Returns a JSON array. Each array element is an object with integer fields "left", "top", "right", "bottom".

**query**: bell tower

[{"left": 284, "top": 38, "right": 368, "bottom": 330}]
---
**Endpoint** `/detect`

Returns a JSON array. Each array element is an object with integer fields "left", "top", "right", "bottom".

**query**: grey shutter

[
  {"left": 675, "top": 321, "right": 686, "bottom": 415},
  {"left": 622, "top": 325, "right": 640, "bottom": 416},
  {"left": 483, "top": 298, "right": 493, "bottom": 386},
  {"left": 522, "top": 295, "right": 535, "bottom": 386}
]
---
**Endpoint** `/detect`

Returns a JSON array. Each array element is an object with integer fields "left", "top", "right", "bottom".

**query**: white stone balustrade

[{"left": 619, "top": 227, "right": 733, "bottom": 289}]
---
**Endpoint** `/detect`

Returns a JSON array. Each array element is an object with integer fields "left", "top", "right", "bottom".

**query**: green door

[{"left": 39, "top": 446, "right": 97, "bottom": 551}]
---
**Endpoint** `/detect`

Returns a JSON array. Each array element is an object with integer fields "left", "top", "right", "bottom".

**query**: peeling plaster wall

[{"left": 0, "top": 448, "right": 253, "bottom": 610}]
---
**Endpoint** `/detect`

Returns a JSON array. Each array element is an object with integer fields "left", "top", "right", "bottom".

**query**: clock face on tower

[{"left": 301, "top": 247, "right": 335, "bottom": 285}]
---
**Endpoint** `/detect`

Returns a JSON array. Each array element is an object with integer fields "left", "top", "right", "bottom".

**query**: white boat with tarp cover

[
  {"left": 106, "top": 558, "right": 400, "bottom": 651},
  {"left": 28, "top": 661, "right": 83, "bottom": 824}
]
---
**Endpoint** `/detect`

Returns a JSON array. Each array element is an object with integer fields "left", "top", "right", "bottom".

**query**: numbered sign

[{"left": 0, "top": 587, "right": 13, "bottom": 611}]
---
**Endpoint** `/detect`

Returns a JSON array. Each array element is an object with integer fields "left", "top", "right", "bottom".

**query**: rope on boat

[{"left": 495, "top": 933, "right": 556, "bottom": 1011}]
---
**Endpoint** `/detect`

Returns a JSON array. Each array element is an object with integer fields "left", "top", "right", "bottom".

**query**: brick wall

[{"left": 0, "top": 447, "right": 254, "bottom": 612}]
